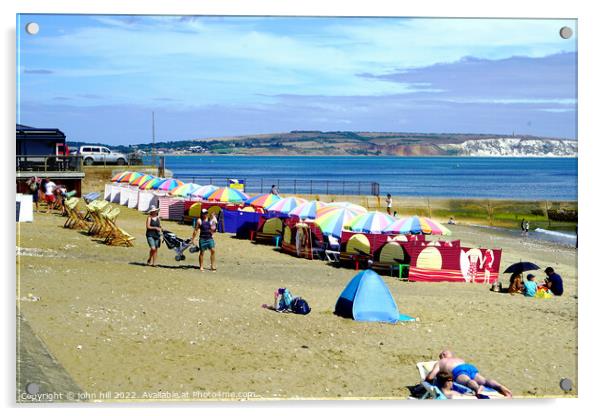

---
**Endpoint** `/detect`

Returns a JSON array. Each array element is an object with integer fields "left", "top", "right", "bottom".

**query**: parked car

[{"left": 77, "top": 146, "right": 128, "bottom": 166}]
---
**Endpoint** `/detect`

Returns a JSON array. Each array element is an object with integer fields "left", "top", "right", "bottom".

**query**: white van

[{"left": 77, "top": 146, "right": 129, "bottom": 166}]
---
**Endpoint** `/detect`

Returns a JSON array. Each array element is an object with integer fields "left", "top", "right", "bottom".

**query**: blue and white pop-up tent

[{"left": 334, "top": 269, "right": 415, "bottom": 323}]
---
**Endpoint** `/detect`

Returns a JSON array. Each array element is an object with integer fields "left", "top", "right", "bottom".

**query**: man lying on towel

[{"left": 425, "top": 350, "right": 513, "bottom": 398}]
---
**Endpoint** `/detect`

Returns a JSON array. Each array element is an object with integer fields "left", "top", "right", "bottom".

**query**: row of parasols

[{"left": 111, "top": 171, "right": 451, "bottom": 239}]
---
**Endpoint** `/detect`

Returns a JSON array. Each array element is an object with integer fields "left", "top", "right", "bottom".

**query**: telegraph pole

[{"left": 151, "top": 111, "right": 156, "bottom": 168}]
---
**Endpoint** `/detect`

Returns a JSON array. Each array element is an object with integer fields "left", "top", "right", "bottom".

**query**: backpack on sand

[{"left": 291, "top": 297, "right": 311, "bottom": 315}]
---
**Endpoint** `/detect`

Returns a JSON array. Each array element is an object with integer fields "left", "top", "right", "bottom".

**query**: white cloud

[{"left": 21, "top": 15, "right": 577, "bottom": 107}]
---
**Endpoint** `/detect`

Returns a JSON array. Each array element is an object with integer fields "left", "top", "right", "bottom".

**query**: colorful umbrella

[
  {"left": 383, "top": 215, "right": 452, "bottom": 235},
  {"left": 111, "top": 171, "right": 130, "bottom": 182},
  {"left": 191, "top": 184, "right": 219, "bottom": 199},
  {"left": 118, "top": 171, "right": 142, "bottom": 184},
  {"left": 324, "top": 202, "right": 367, "bottom": 215},
  {"left": 140, "top": 177, "right": 166, "bottom": 190},
  {"left": 130, "top": 174, "right": 154, "bottom": 186},
  {"left": 288, "top": 200, "right": 327, "bottom": 219},
  {"left": 156, "top": 178, "right": 184, "bottom": 192},
  {"left": 245, "top": 193, "right": 282, "bottom": 208},
  {"left": 346, "top": 211, "right": 396, "bottom": 234},
  {"left": 206, "top": 187, "right": 249, "bottom": 203},
  {"left": 170, "top": 182, "right": 202, "bottom": 197},
  {"left": 265, "top": 197, "right": 308, "bottom": 215},
  {"left": 314, "top": 207, "right": 361, "bottom": 238}
]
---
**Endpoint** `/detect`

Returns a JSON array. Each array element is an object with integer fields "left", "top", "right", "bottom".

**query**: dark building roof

[{"left": 16, "top": 124, "right": 66, "bottom": 141}]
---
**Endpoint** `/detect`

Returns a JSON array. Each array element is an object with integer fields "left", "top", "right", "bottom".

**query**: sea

[{"left": 151, "top": 156, "right": 578, "bottom": 201}]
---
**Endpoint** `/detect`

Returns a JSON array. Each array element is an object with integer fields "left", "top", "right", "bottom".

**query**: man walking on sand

[{"left": 425, "top": 350, "right": 512, "bottom": 398}]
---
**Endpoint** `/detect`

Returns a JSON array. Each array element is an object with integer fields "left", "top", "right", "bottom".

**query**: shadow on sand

[{"left": 128, "top": 261, "right": 200, "bottom": 270}]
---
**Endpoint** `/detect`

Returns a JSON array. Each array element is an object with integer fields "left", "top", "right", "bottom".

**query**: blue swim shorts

[
  {"left": 452, "top": 363, "right": 479, "bottom": 380},
  {"left": 199, "top": 238, "right": 215, "bottom": 252},
  {"left": 146, "top": 236, "right": 161, "bottom": 249}
]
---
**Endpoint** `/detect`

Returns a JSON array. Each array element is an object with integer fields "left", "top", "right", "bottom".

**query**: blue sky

[{"left": 17, "top": 15, "right": 577, "bottom": 144}]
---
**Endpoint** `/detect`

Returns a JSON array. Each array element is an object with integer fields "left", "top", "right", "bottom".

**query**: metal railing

[
  {"left": 16, "top": 155, "right": 83, "bottom": 172},
  {"left": 173, "top": 175, "right": 380, "bottom": 196}
]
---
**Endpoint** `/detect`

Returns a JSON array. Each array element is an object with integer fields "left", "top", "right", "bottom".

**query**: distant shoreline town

[{"left": 68, "top": 131, "right": 578, "bottom": 158}]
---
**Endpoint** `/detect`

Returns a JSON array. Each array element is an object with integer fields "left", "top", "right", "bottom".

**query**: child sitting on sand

[
  {"left": 508, "top": 272, "right": 524, "bottom": 295},
  {"left": 262, "top": 288, "right": 294, "bottom": 312},
  {"left": 523, "top": 274, "right": 537, "bottom": 297},
  {"left": 262, "top": 288, "right": 311, "bottom": 314}
]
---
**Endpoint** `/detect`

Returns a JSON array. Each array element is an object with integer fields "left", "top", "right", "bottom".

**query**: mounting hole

[
  {"left": 26, "top": 382, "right": 40, "bottom": 395},
  {"left": 25, "top": 22, "right": 40, "bottom": 35},
  {"left": 559, "top": 377, "right": 573, "bottom": 392},
  {"left": 559, "top": 26, "right": 573, "bottom": 39}
]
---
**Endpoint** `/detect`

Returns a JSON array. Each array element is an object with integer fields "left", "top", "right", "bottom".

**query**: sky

[{"left": 16, "top": 15, "right": 577, "bottom": 145}]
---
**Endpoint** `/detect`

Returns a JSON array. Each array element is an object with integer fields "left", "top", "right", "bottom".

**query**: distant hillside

[{"left": 69, "top": 131, "right": 578, "bottom": 157}]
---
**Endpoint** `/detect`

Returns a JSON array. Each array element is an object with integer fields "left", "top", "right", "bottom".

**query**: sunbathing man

[{"left": 425, "top": 350, "right": 512, "bottom": 397}]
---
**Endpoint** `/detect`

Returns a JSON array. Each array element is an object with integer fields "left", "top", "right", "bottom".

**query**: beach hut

[{"left": 334, "top": 270, "right": 414, "bottom": 323}]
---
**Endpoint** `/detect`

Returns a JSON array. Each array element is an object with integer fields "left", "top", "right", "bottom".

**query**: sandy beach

[{"left": 16, "top": 205, "right": 577, "bottom": 401}]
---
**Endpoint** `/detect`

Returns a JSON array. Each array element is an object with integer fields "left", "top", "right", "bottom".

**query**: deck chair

[
  {"left": 83, "top": 192, "right": 100, "bottom": 203},
  {"left": 87, "top": 201, "right": 111, "bottom": 235},
  {"left": 97, "top": 207, "right": 120, "bottom": 239},
  {"left": 102, "top": 208, "right": 135, "bottom": 247},
  {"left": 105, "top": 223, "right": 136, "bottom": 247},
  {"left": 63, "top": 198, "right": 87, "bottom": 230},
  {"left": 416, "top": 361, "right": 503, "bottom": 400},
  {"left": 324, "top": 235, "right": 341, "bottom": 263}
]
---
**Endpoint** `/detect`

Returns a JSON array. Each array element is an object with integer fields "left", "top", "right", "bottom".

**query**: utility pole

[{"left": 151, "top": 111, "right": 156, "bottom": 168}]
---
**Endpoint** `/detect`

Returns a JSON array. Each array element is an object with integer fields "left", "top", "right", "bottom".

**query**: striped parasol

[
  {"left": 111, "top": 171, "right": 130, "bottom": 182},
  {"left": 118, "top": 171, "right": 142, "bottom": 184},
  {"left": 170, "top": 182, "right": 202, "bottom": 197},
  {"left": 383, "top": 215, "right": 452, "bottom": 235},
  {"left": 156, "top": 178, "right": 184, "bottom": 192},
  {"left": 345, "top": 211, "right": 396, "bottom": 234},
  {"left": 245, "top": 193, "right": 282, "bottom": 208},
  {"left": 130, "top": 174, "right": 154, "bottom": 186},
  {"left": 314, "top": 207, "right": 361, "bottom": 238},
  {"left": 324, "top": 202, "right": 367, "bottom": 215},
  {"left": 139, "top": 177, "right": 166, "bottom": 190},
  {"left": 288, "top": 200, "right": 327, "bottom": 220},
  {"left": 206, "top": 187, "right": 249, "bottom": 203},
  {"left": 190, "top": 184, "right": 219, "bottom": 199},
  {"left": 265, "top": 197, "right": 308, "bottom": 215}
]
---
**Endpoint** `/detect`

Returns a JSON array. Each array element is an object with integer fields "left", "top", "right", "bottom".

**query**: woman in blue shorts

[
  {"left": 191, "top": 209, "right": 217, "bottom": 272},
  {"left": 145, "top": 205, "right": 162, "bottom": 266}
]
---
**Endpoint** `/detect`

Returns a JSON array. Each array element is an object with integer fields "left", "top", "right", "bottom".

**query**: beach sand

[{"left": 16, "top": 205, "right": 577, "bottom": 401}]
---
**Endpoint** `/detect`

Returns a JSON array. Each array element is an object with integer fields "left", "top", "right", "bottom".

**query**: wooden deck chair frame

[
  {"left": 64, "top": 198, "right": 87, "bottom": 230},
  {"left": 87, "top": 201, "right": 110, "bottom": 235}
]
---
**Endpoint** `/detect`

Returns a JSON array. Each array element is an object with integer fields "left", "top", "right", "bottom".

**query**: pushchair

[{"left": 162, "top": 230, "right": 195, "bottom": 261}]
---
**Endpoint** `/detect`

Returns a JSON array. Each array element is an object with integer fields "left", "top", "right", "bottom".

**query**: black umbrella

[{"left": 503, "top": 262, "right": 540, "bottom": 274}]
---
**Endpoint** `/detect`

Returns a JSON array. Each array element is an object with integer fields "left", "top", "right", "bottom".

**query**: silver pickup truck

[{"left": 77, "top": 146, "right": 129, "bottom": 166}]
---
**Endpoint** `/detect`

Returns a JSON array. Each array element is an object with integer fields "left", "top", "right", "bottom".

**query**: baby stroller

[{"left": 162, "top": 230, "right": 194, "bottom": 261}]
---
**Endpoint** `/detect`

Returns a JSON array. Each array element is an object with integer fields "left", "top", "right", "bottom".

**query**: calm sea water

[{"left": 151, "top": 156, "right": 577, "bottom": 201}]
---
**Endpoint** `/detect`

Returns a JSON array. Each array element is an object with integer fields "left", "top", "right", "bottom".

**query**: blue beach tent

[{"left": 334, "top": 269, "right": 414, "bottom": 323}]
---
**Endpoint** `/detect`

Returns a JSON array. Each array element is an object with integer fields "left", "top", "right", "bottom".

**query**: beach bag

[
  {"left": 291, "top": 297, "right": 311, "bottom": 315},
  {"left": 535, "top": 288, "right": 553, "bottom": 299}
]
